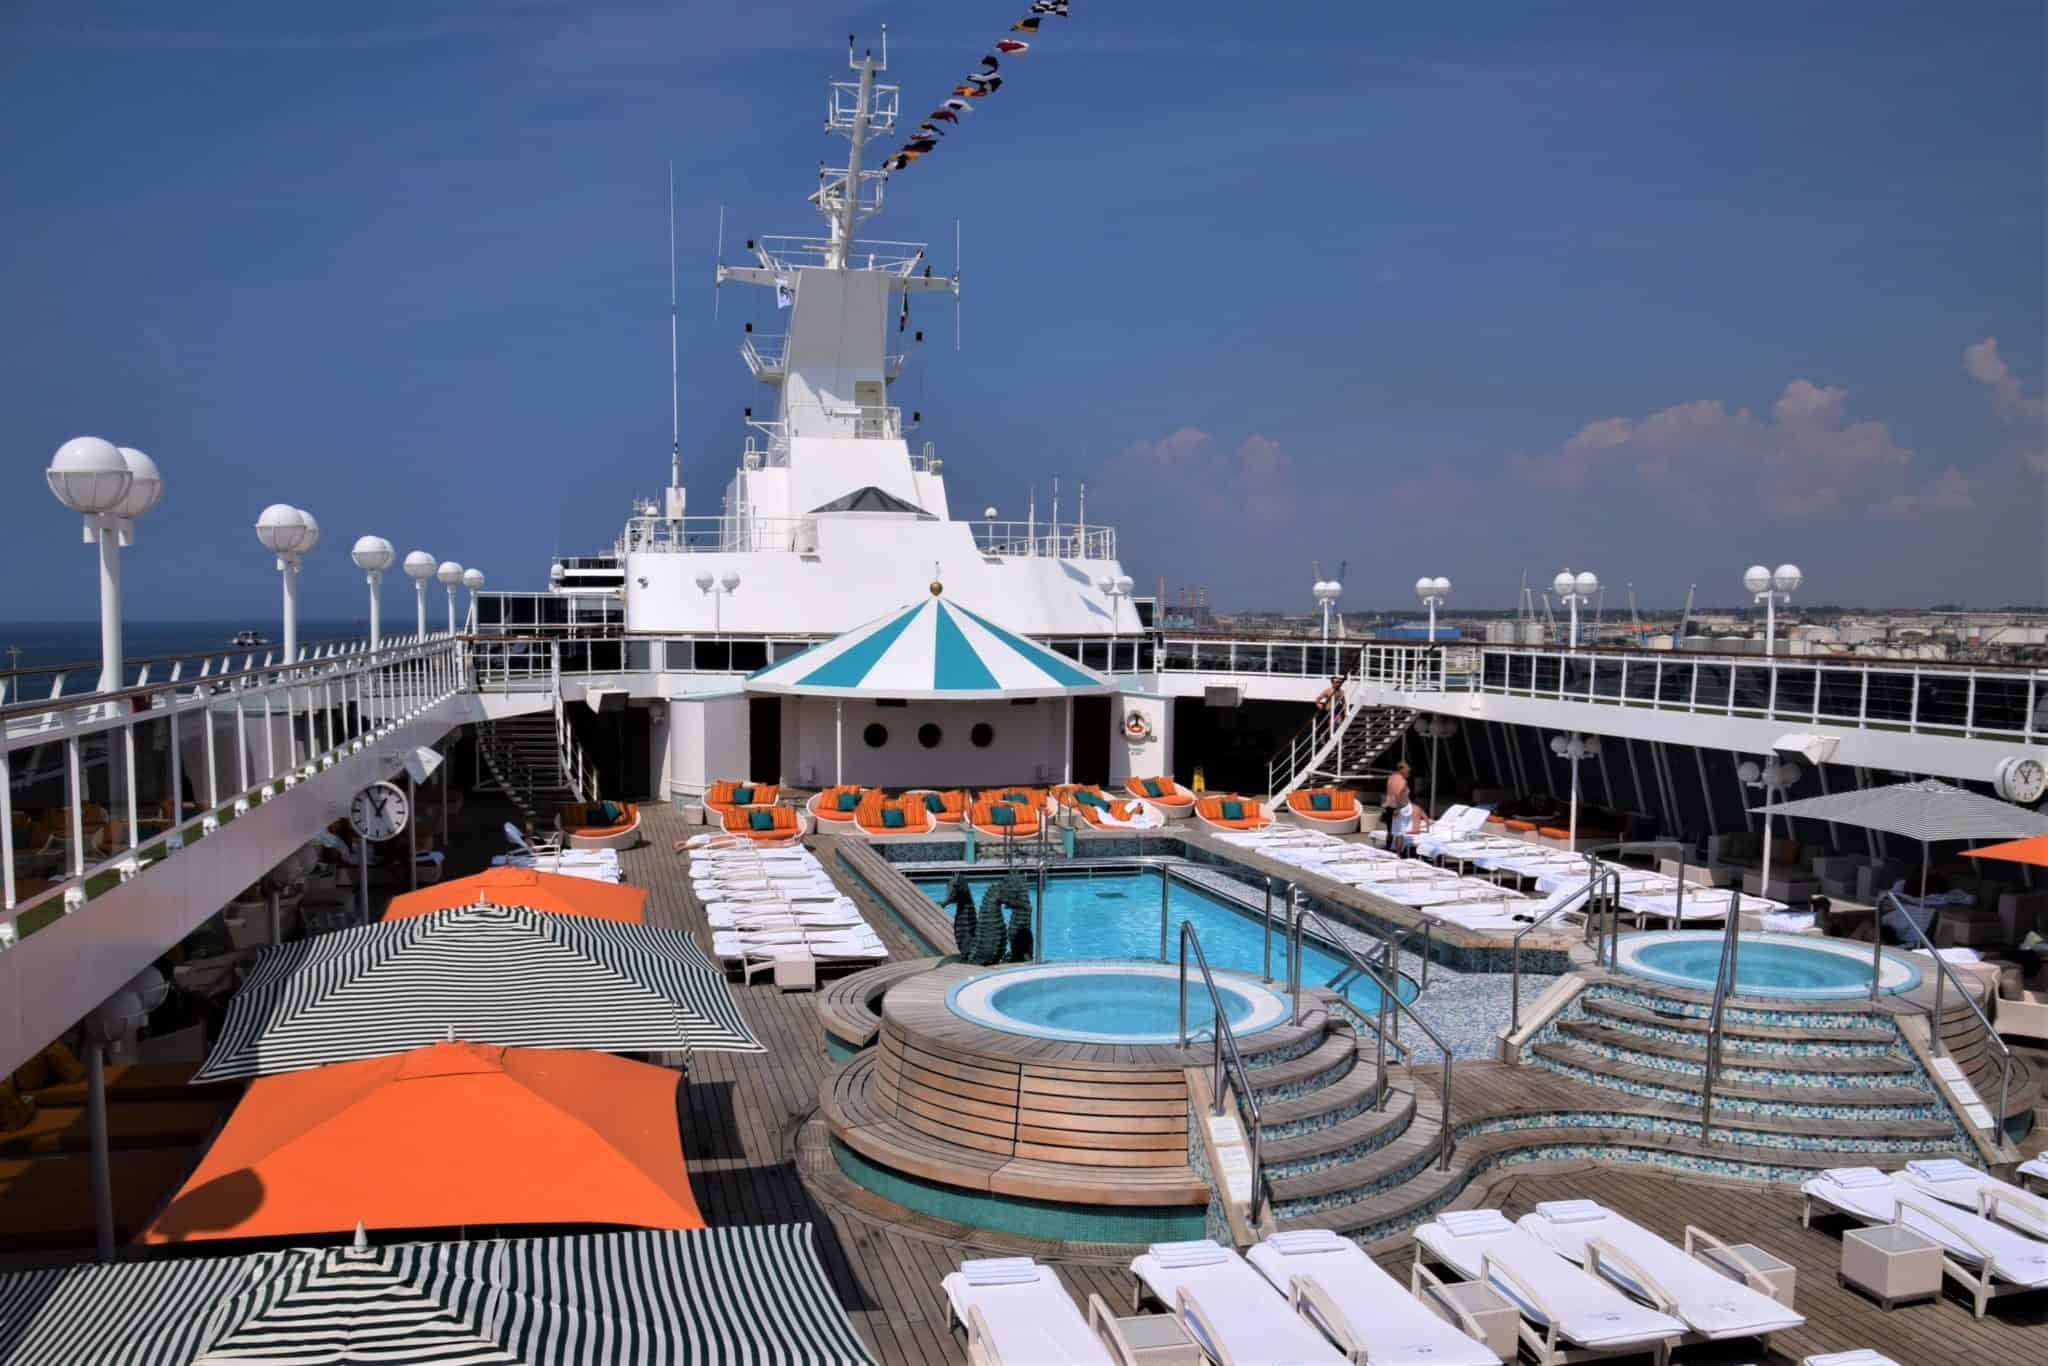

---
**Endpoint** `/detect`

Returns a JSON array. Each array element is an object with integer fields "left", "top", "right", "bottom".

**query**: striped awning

[
  {"left": 193, "top": 903, "right": 761, "bottom": 1083},
  {"left": 1755, "top": 778, "right": 2048, "bottom": 841},
  {"left": 746, "top": 593, "right": 1112, "bottom": 700},
  {"left": 0, "top": 1225, "right": 874, "bottom": 1364}
]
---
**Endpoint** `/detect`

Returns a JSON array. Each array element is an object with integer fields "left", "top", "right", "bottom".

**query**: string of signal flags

[{"left": 882, "top": 1, "right": 1070, "bottom": 173}]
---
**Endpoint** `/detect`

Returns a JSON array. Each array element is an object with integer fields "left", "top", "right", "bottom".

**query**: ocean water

[{"left": 0, "top": 621, "right": 372, "bottom": 675}]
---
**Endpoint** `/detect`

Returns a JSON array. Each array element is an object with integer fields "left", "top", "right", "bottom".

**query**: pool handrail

[
  {"left": 1578, "top": 839, "right": 1700, "bottom": 967},
  {"left": 1508, "top": 880, "right": 1595, "bottom": 1035},
  {"left": 1697, "top": 885, "right": 1746, "bottom": 1141},
  {"left": 1176, "top": 920, "right": 1268, "bottom": 1223},
  {"left": 1288, "top": 899, "right": 1455, "bottom": 1171},
  {"left": 1871, "top": 889, "right": 2012, "bottom": 1138}
]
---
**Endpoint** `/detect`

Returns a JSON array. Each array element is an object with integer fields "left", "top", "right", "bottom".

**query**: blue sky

[{"left": 2, "top": 1, "right": 2042, "bottom": 623}]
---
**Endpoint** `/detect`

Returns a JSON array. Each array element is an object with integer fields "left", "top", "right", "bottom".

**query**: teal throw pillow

[
  {"left": 1078, "top": 789, "right": 1107, "bottom": 808},
  {"left": 837, "top": 791, "right": 860, "bottom": 812},
  {"left": 731, "top": 785, "right": 754, "bottom": 805},
  {"left": 922, "top": 792, "right": 945, "bottom": 813},
  {"left": 1310, "top": 792, "right": 1332, "bottom": 812},
  {"left": 881, "top": 807, "right": 906, "bottom": 829},
  {"left": 748, "top": 810, "right": 774, "bottom": 831},
  {"left": 1141, "top": 779, "right": 1163, "bottom": 798},
  {"left": 990, "top": 804, "right": 1016, "bottom": 826},
  {"left": 1221, "top": 800, "right": 1244, "bottom": 821}
]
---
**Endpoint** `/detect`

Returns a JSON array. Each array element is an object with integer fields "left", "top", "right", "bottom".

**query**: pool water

[
  {"left": 949, "top": 962, "right": 1291, "bottom": 1043},
  {"left": 1618, "top": 930, "right": 1921, "bottom": 998},
  {"left": 914, "top": 868, "right": 1417, "bottom": 1012}
]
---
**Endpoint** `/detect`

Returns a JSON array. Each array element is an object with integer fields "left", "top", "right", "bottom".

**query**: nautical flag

[
  {"left": 965, "top": 75, "right": 1001, "bottom": 94},
  {"left": 930, "top": 108, "right": 960, "bottom": 123},
  {"left": 915, "top": 122, "right": 942, "bottom": 138},
  {"left": 905, "top": 137, "right": 938, "bottom": 153},
  {"left": 1032, "top": 0, "right": 1069, "bottom": 14},
  {"left": 775, "top": 276, "right": 795, "bottom": 308},
  {"left": 884, "top": 154, "right": 912, "bottom": 171},
  {"left": 942, "top": 98, "right": 973, "bottom": 113},
  {"left": 1012, "top": 16, "right": 1042, "bottom": 31},
  {"left": 978, "top": 55, "right": 1000, "bottom": 74},
  {"left": 899, "top": 292, "right": 909, "bottom": 332},
  {"left": 995, "top": 39, "right": 1029, "bottom": 54},
  {"left": 952, "top": 84, "right": 980, "bottom": 97}
]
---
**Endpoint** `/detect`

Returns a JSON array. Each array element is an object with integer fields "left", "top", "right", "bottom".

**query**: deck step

[
  {"left": 1580, "top": 996, "right": 1896, "bottom": 1049},
  {"left": 1260, "top": 1090, "right": 1415, "bottom": 1175},
  {"left": 1258, "top": 1060, "right": 1382, "bottom": 1139},
  {"left": 1269, "top": 1115, "right": 1446, "bottom": 1212},
  {"left": 1531, "top": 1043, "right": 1941, "bottom": 1112},
  {"left": 1245, "top": 1028, "right": 1359, "bottom": 1102},
  {"left": 1556, "top": 1020, "right": 1916, "bottom": 1078}
]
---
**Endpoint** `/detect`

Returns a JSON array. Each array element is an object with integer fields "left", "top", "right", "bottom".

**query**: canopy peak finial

[{"left": 930, "top": 562, "right": 943, "bottom": 596}]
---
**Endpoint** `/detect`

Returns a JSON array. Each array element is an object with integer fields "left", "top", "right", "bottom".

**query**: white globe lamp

[
  {"left": 697, "top": 568, "right": 740, "bottom": 632},
  {"left": 48, "top": 437, "right": 159, "bottom": 692},
  {"left": 436, "top": 561, "right": 464, "bottom": 635},
  {"left": 1742, "top": 564, "right": 1771, "bottom": 595},
  {"left": 352, "top": 536, "right": 395, "bottom": 649},
  {"left": 461, "top": 568, "right": 485, "bottom": 631},
  {"left": 1416, "top": 575, "right": 1450, "bottom": 642},
  {"left": 1773, "top": 564, "right": 1802, "bottom": 594},
  {"left": 1746, "top": 561, "right": 1803, "bottom": 656},
  {"left": 403, "top": 551, "right": 435, "bottom": 638},
  {"left": 1554, "top": 569, "right": 1596, "bottom": 648},
  {"left": 255, "top": 504, "right": 313, "bottom": 663}
]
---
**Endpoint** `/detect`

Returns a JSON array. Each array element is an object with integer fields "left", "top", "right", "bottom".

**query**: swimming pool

[
  {"left": 1616, "top": 930, "right": 1921, "bottom": 998},
  {"left": 948, "top": 962, "right": 1291, "bottom": 1043},
  {"left": 912, "top": 867, "right": 1418, "bottom": 1012}
]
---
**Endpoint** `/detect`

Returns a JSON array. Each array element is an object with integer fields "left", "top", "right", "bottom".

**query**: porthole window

[
  {"left": 918, "top": 723, "right": 943, "bottom": 749},
  {"left": 863, "top": 723, "right": 888, "bottom": 748},
  {"left": 970, "top": 722, "right": 994, "bottom": 748}
]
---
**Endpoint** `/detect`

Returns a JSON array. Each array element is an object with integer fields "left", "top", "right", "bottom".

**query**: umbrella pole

[
  {"left": 834, "top": 702, "right": 843, "bottom": 786},
  {"left": 1923, "top": 842, "right": 1944, "bottom": 1050},
  {"left": 408, "top": 771, "right": 419, "bottom": 892},
  {"left": 359, "top": 834, "right": 372, "bottom": 926},
  {"left": 1758, "top": 772, "right": 1775, "bottom": 903},
  {"left": 267, "top": 885, "right": 281, "bottom": 947},
  {"left": 87, "top": 1040, "right": 113, "bottom": 1262},
  {"left": 1064, "top": 697, "right": 1073, "bottom": 786}
]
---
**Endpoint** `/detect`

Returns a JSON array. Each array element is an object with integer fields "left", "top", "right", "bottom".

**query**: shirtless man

[{"left": 1381, "top": 761, "right": 1411, "bottom": 835}]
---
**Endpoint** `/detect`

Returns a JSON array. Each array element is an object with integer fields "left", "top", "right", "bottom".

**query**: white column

[
  {"left": 1568, "top": 748, "right": 1581, "bottom": 850},
  {"left": 96, "top": 523, "right": 123, "bottom": 693},
  {"left": 408, "top": 771, "right": 419, "bottom": 892},
  {"left": 1567, "top": 596, "right": 1579, "bottom": 649},
  {"left": 1764, "top": 593, "right": 1777, "bottom": 657},
  {"left": 87, "top": 1040, "right": 113, "bottom": 1262},
  {"left": 415, "top": 581, "right": 427, "bottom": 639},
  {"left": 1426, "top": 600, "right": 1437, "bottom": 643},
  {"left": 1064, "top": 696, "right": 1074, "bottom": 785},
  {"left": 834, "top": 701, "right": 844, "bottom": 786},
  {"left": 445, "top": 585, "right": 458, "bottom": 636},
  {"left": 1758, "top": 769, "right": 1776, "bottom": 897},
  {"left": 281, "top": 558, "right": 299, "bottom": 664},
  {"left": 367, "top": 573, "right": 382, "bottom": 651}
]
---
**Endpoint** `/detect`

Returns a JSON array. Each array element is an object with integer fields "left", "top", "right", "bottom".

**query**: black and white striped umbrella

[
  {"left": 0, "top": 1225, "right": 874, "bottom": 1365},
  {"left": 194, "top": 904, "right": 761, "bottom": 1083}
]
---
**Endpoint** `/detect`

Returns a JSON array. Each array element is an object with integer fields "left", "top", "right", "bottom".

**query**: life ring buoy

[{"left": 1123, "top": 712, "right": 1153, "bottom": 740}]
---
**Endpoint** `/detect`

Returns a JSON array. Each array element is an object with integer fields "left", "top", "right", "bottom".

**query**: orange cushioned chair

[
  {"left": 969, "top": 798, "right": 1040, "bottom": 840},
  {"left": 905, "top": 789, "right": 965, "bottom": 823},
  {"left": 855, "top": 792, "right": 935, "bottom": 838},
  {"left": 807, "top": 785, "right": 869, "bottom": 824},
  {"left": 1075, "top": 797, "right": 1150, "bottom": 829},
  {"left": 720, "top": 803, "right": 804, "bottom": 846},
  {"left": 704, "top": 781, "right": 777, "bottom": 824},
  {"left": 1195, "top": 795, "right": 1272, "bottom": 832},
  {"left": 1126, "top": 776, "right": 1195, "bottom": 815},
  {"left": 1286, "top": 788, "right": 1360, "bottom": 833},
  {"left": 555, "top": 800, "right": 641, "bottom": 851}
]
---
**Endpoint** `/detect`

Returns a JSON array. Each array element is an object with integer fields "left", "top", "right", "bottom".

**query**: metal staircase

[
  {"left": 1264, "top": 672, "right": 1416, "bottom": 804},
  {"left": 477, "top": 711, "right": 585, "bottom": 827}
]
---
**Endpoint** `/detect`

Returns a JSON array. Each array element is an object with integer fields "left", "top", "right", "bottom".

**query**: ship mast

[{"left": 813, "top": 30, "right": 894, "bottom": 271}]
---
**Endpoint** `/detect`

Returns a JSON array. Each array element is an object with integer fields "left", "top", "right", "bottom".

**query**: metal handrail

[
  {"left": 1697, "top": 887, "right": 1745, "bottom": 1139},
  {"left": 1507, "top": 880, "right": 1598, "bottom": 1034},
  {"left": 1177, "top": 922, "right": 1268, "bottom": 1222},
  {"left": 1870, "top": 890, "right": 2013, "bottom": 1137},
  {"left": 1290, "top": 901, "right": 1455, "bottom": 1170},
  {"left": 1578, "top": 840, "right": 1700, "bottom": 967}
]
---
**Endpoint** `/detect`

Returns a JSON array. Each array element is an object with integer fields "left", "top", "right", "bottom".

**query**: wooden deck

[{"left": 624, "top": 805, "right": 2047, "bottom": 1365}]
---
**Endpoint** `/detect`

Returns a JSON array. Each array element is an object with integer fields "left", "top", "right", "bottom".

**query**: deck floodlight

[
  {"left": 1554, "top": 569, "right": 1596, "bottom": 647},
  {"left": 462, "top": 568, "right": 485, "bottom": 591},
  {"left": 50, "top": 437, "right": 159, "bottom": 692},
  {"left": 47, "top": 436, "right": 133, "bottom": 516},
  {"left": 111, "top": 447, "right": 163, "bottom": 521},
  {"left": 720, "top": 570, "right": 741, "bottom": 593},
  {"left": 297, "top": 510, "right": 321, "bottom": 556},
  {"left": 1748, "top": 561, "right": 1801, "bottom": 655},
  {"left": 1772, "top": 563, "right": 1802, "bottom": 594},
  {"left": 436, "top": 561, "right": 463, "bottom": 635},
  {"left": 694, "top": 569, "right": 715, "bottom": 592},
  {"left": 1574, "top": 571, "right": 1599, "bottom": 598},
  {"left": 353, "top": 536, "right": 395, "bottom": 649},
  {"left": 1552, "top": 569, "right": 1575, "bottom": 598},
  {"left": 1743, "top": 564, "right": 1772, "bottom": 595},
  {"left": 255, "top": 504, "right": 310, "bottom": 557},
  {"left": 404, "top": 550, "right": 435, "bottom": 638}
]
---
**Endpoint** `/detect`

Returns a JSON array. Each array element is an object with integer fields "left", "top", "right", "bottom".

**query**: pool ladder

[{"left": 1176, "top": 921, "right": 1270, "bottom": 1225}]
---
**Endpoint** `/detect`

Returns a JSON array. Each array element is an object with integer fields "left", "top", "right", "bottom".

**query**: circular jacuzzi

[
  {"left": 1616, "top": 930, "right": 1921, "bottom": 998},
  {"left": 947, "top": 960, "right": 1292, "bottom": 1044}
]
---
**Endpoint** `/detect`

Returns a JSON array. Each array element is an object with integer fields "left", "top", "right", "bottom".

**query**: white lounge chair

[
  {"left": 1800, "top": 1166, "right": 2048, "bottom": 1316},
  {"left": 1413, "top": 1209, "right": 1684, "bottom": 1364},
  {"left": 1246, "top": 1229, "right": 1496, "bottom": 1365},
  {"left": 1802, "top": 1353, "right": 1899, "bottom": 1366},
  {"left": 1516, "top": 1200, "right": 1804, "bottom": 1343},
  {"left": 941, "top": 1258, "right": 1121, "bottom": 1365},
  {"left": 1897, "top": 1158, "right": 2048, "bottom": 1240},
  {"left": 1128, "top": 1240, "right": 1347, "bottom": 1364}
]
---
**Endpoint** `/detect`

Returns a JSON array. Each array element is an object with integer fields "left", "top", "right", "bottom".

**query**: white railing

[
  {"left": 617, "top": 515, "right": 809, "bottom": 555},
  {"left": 2, "top": 635, "right": 464, "bottom": 944},
  {"left": 968, "top": 521, "right": 1118, "bottom": 562},
  {"left": 752, "top": 235, "right": 929, "bottom": 276},
  {"left": 740, "top": 333, "right": 787, "bottom": 379}
]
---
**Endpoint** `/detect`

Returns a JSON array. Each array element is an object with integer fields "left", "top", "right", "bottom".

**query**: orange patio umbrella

[
  {"left": 1963, "top": 833, "right": 2048, "bottom": 868},
  {"left": 383, "top": 865, "right": 646, "bottom": 922},
  {"left": 142, "top": 1041, "right": 702, "bottom": 1243}
]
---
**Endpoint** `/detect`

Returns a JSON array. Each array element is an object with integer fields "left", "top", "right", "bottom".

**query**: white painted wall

[
  {"left": 1111, "top": 691, "right": 1174, "bottom": 786},
  {"left": 785, "top": 697, "right": 1069, "bottom": 789},
  {"left": 664, "top": 694, "right": 752, "bottom": 798}
]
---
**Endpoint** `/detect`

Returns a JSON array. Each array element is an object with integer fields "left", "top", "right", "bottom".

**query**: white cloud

[
  {"left": 1120, "top": 428, "right": 1298, "bottom": 525},
  {"left": 1511, "top": 378, "right": 1945, "bottom": 521},
  {"left": 1965, "top": 338, "right": 2046, "bottom": 477}
]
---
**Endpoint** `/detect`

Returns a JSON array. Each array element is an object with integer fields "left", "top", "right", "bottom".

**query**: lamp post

[
  {"left": 1743, "top": 563, "right": 1802, "bottom": 657},
  {"left": 352, "top": 536, "right": 394, "bottom": 650},
  {"left": 695, "top": 569, "right": 741, "bottom": 633},
  {"left": 1415, "top": 576, "right": 1450, "bottom": 642},
  {"left": 255, "top": 505, "right": 314, "bottom": 663},
  {"left": 403, "top": 551, "right": 435, "bottom": 638},
  {"left": 1553, "top": 569, "right": 1598, "bottom": 648},
  {"left": 982, "top": 506, "right": 998, "bottom": 551},
  {"left": 46, "top": 438, "right": 162, "bottom": 693},
  {"left": 1738, "top": 753, "right": 1803, "bottom": 899},
  {"left": 1417, "top": 715, "right": 1457, "bottom": 818},
  {"left": 1099, "top": 573, "right": 1135, "bottom": 657},
  {"left": 462, "top": 568, "right": 485, "bottom": 631},
  {"left": 1549, "top": 732, "right": 1601, "bottom": 850},
  {"left": 1312, "top": 579, "right": 1342, "bottom": 643},
  {"left": 436, "top": 561, "right": 464, "bottom": 635}
]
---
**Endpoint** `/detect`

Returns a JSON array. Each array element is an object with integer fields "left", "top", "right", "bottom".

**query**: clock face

[
  {"left": 1998, "top": 756, "right": 2047, "bottom": 806},
  {"left": 349, "top": 782, "right": 411, "bottom": 842}
]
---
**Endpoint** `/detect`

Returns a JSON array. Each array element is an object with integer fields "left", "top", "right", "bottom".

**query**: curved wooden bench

[{"left": 816, "top": 958, "right": 941, "bottom": 1054}]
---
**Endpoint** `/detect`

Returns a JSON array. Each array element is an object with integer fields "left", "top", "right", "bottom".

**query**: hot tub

[
  {"left": 947, "top": 961, "right": 1292, "bottom": 1044},
  {"left": 1616, "top": 930, "right": 1921, "bottom": 999}
]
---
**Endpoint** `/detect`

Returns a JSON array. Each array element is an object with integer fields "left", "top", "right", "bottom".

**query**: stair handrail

[
  {"left": 1264, "top": 653, "right": 1372, "bottom": 803},
  {"left": 1870, "top": 889, "right": 2013, "bottom": 1138},
  {"left": 1697, "top": 886, "right": 1745, "bottom": 1140},
  {"left": 1508, "top": 880, "right": 1598, "bottom": 1034},
  {"left": 1577, "top": 840, "right": 1701, "bottom": 969},
  {"left": 1177, "top": 921, "right": 1268, "bottom": 1223},
  {"left": 1289, "top": 900, "right": 1455, "bottom": 1170}
]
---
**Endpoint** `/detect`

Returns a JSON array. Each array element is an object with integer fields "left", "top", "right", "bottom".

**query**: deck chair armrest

[
  {"left": 1087, "top": 1292, "right": 1146, "bottom": 1366},
  {"left": 1896, "top": 1196, "right": 1993, "bottom": 1265},
  {"left": 963, "top": 1304, "right": 1002, "bottom": 1365},
  {"left": 1683, "top": 1224, "right": 1774, "bottom": 1292},
  {"left": 1287, "top": 1273, "right": 1365, "bottom": 1360},
  {"left": 1479, "top": 1250, "right": 1563, "bottom": 1348},
  {"left": 1585, "top": 1236, "right": 1677, "bottom": 1312},
  {"left": 1409, "top": 1257, "right": 1487, "bottom": 1339},
  {"left": 1980, "top": 1186, "right": 2048, "bottom": 1229},
  {"left": 1174, "top": 1285, "right": 1237, "bottom": 1366}
]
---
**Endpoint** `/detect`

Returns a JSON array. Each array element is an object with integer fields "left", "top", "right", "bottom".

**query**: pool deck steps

[{"left": 1551, "top": 1019, "right": 1922, "bottom": 1078}]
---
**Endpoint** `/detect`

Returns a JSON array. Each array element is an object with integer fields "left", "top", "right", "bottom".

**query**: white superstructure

[{"left": 582, "top": 37, "right": 1134, "bottom": 639}]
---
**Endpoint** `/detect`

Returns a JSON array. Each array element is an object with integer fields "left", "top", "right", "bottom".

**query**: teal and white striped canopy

[{"left": 746, "top": 595, "right": 1112, "bottom": 700}]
